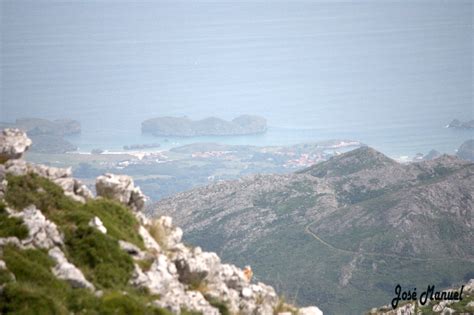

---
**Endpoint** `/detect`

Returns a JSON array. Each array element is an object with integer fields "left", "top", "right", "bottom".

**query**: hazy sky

[{"left": 1, "top": 0, "right": 472, "bottom": 154}]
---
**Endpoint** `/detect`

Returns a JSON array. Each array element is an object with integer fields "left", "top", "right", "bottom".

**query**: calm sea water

[{"left": 1, "top": 1, "right": 472, "bottom": 158}]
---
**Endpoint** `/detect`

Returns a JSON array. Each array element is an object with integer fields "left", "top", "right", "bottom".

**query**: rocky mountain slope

[
  {"left": 0, "top": 129, "right": 322, "bottom": 315},
  {"left": 151, "top": 146, "right": 474, "bottom": 314}
]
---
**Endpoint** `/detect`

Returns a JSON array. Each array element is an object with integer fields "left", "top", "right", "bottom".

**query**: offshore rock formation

[
  {"left": 0, "top": 118, "right": 81, "bottom": 136},
  {"left": 0, "top": 118, "right": 81, "bottom": 153},
  {"left": 0, "top": 128, "right": 322, "bottom": 315},
  {"left": 141, "top": 115, "right": 267, "bottom": 137},
  {"left": 447, "top": 118, "right": 474, "bottom": 129}
]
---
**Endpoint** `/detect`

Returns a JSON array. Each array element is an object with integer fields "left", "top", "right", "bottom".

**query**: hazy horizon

[{"left": 1, "top": 0, "right": 473, "bottom": 157}]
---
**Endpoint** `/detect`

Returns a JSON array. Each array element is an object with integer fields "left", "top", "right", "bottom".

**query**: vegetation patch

[
  {"left": 83, "top": 199, "right": 144, "bottom": 248},
  {"left": 65, "top": 226, "right": 134, "bottom": 289},
  {"left": 0, "top": 202, "right": 28, "bottom": 239},
  {"left": 204, "top": 295, "right": 230, "bottom": 315},
  {"left": 5, "top": 173, "right": 77, "bottom": 214},
  {"left": 0, "top": 245, "right": 172, "bottom": 314}
]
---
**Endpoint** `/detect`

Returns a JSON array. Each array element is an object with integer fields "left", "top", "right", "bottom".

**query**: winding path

[{"left": 304, "top": 220, "right": 474, "bottom": 262}]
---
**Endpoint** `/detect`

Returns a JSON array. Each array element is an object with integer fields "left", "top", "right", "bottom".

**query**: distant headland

[
  {"left": 141, "top": 115, "right": 267, "bottom": 137},
  {"left": 447, "top": 119, "right": 474, "bottom": 129},
  {"left": 0, "top": 118, "right": 80, "bottom": 153}
]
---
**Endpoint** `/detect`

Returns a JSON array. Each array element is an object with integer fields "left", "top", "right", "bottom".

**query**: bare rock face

[
  {"left": 154, "top": 216, "right": 183, "bottom": 249},
  {"left": 10, "top": 205, "right": 63, "bottom": 249},
  {"left": 118, "top": 240, "right": 145, "bottom": 259},
  {"left": 95, "top": 173, "right": 146, "bottom": 211},
  {"left": 0, "top": 128, "right": 32, "bottom": 161},
  {"left": 298, "top": 306, "right": 324, "bottom": 315},
  {"left": 128, "top": 217, "right": 288, "bottom": 315},
  {"left": 138, "top": 225, "right": 161, "bottom": 252},
  {"left": 88, "top": 216, "right": 107, "bottom": 234},
  {"left": 48, "top": 247, "right": 94, "bottom": 290},
  {"left": 131, "top": 253, "right": 219, "bottom": 314}
]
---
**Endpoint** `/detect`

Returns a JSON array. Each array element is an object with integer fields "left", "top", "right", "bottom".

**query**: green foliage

[
  {"left": 4, "top": 173, "right": 143, "bottom": 288},
  {"left": 5, "top": 173, "right": 76, "bottom": 214},
  {"left": 0, "top": 269, "right": 14, "bottom": 285},
  {"left": 5, "top": 173, "right": 144, "bottom": 248},
  {"left": 1, "top": 174, "right": 165, "bottom": 311},
  {"left": 204, "top": 296, "right": 230, "bottom": 315},
  {"left": 65, "top": 226, "right": 134, "bottom": 289},
  {"left": 137, "top": 257, "right": 155, "bottom": 272},
  {"left": 0, "top": 203, "right": 28, "bottom": 239},
  {"left": 0, "top": 245, "right": 173, "bottom": 314},
  {"left": 83, "top": 199, "right": 144, "bottom": 248},
  {"left": 0, "top": 245, "right": 77, "bottom": 314}
]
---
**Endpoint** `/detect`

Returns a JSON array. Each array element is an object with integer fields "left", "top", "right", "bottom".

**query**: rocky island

[
  {"left": 447, "top": 118, "right": 474, "bottom": 129},
  {"left": 141, "top": 115, "right": 267, "bottom": 137}
]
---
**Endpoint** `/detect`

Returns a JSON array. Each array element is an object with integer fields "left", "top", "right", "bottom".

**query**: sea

[{"left": 1, "top": 0, "right": 473, "bottom": 159}]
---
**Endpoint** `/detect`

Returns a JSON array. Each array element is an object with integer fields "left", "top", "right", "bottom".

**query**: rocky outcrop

[
  {"left": 49, "top": 247, "right": 94, "bottom": 290},
  {"left": 9, "top": 205, "right": 63, "bottom": 249},
  {"left": 141, "top": 115, "right": 267, "bottom": 137},
  {"left": 4, "top": 158, "right": 93, "bottom": 204},
  {"left": 0, "top": 129, "right": 32, "bottom": 161},
  {"left": 88, "top": 216, "right": 107, "bottom": 234},
  {"left": 0, "top": 130, "right": 92, "bottom": 202},
  {"left": 96, "top": 173, "right": 146, "bottom": 211}
]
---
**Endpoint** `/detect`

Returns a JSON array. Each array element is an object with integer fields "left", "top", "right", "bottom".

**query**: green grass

[
  {"left": 5, "top": 173, "right": 144, "bottom": 248},
  {"left": 0, "top": 245, "right": 173, "bottom": 315},
  {"left": 204, "top": 296, "right": 230, "bottom": 315},
  {"left": 82, "top": 199, "right": 144, "bottom": 248},
  {"left": 64, "top": 226, "right": 134, "bottom": 289},
  {"left": 0, "top": 201, "right": 28, "bottom": 239},
  {"left": 0, "top": 173, "right": 176, "bottom": 312}
]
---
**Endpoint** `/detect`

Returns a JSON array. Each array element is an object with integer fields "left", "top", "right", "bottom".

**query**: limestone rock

[
  {"left": 3, "top": 159, "right": 93, "bottom": 203},
  {"left": 0, "top": 236, "right": 22, "bottom": 248},
  {"left": 88, "top": 216, "right": 107, "bottom": 234},
  {"left": 4, "top": 159, "right": 29, "bottom": 176},
  {"left": 138, "top": 225, "right": 161, "bottom": 252},
  {"left": 96, "top": 173, "right": 146, "bottom": 211},
  {"left": 0, "top": 128, "right": 32, "bottom": 161},
  {"left": 130, "top": 254, "right": 180, "bottom": 295},
  {"left": 11, "top": 205, "right": 63, "bottom": 249},
  {"left": 118, "top": 240, "right": 145, "bottom": 259},
  {"left": 174, "top": 247, "right": 220, "bottom": 285},
  {"left": 48, "top": 247, "right": 94, "bottom": 290}
]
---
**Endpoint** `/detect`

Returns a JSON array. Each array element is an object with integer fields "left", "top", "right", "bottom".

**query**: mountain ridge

[{"left": 151, "top": 146, "right": 474, "bottom": 314}]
